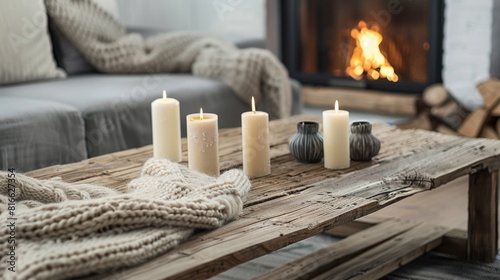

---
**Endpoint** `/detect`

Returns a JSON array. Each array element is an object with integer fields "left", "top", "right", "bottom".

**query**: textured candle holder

[
  {"left": 349, "top": 121, "right": 381, "bottom": 161},
  {"left": 288, "top": 121, "right": 324, "bottom": 163}
]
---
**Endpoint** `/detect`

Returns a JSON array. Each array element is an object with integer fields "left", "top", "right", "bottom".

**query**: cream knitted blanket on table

[
  {"left": 44, "top": 0, "right": 291, "bottom": 119},
  {"left": 0, "top": 158, "right": 251, "bottom": 280}
]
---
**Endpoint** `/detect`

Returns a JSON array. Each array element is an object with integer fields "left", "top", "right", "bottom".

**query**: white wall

[
  {"left": 443, "top": 0, "right": 493, "bottom": 109},
  {"left": 117, "top": 0, "right": 265, "bottom": 40}
]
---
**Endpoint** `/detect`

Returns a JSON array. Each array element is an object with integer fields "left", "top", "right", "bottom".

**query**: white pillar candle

[
  {"left": 186, "top": 108, "right": 220, "bottom": 176},
  {"left": 151, "top": 90, "right": 182, "bottom": 162},
  {"left": 241, "top": 97, "right": 270, "bottom": 178},
  {"left": 323, "top": 100, "right": 350, "bottom": 169}
]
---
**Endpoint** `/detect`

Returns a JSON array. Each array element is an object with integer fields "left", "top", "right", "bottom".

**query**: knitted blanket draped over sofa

[{"left": 45, "top": 0, "right": 292, "bottom": 120}]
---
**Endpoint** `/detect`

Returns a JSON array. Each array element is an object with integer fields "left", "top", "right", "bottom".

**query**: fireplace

[{"left": 280, "top": 0, "right": 444, "bottom": 93}]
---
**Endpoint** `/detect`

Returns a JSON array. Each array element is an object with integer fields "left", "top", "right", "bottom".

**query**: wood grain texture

[
  {"left": 25, "top": 115, "right": 500, "bottom": 280},
  {"left": 254, "top": 219, "right": 419, "bottom": 280},
  {"left": 367, "top": 176, "right": 471, "bottom": 230},
  {"left": 312, "top": 224, "right": 450, "bottom": 280},
  {"left": 435, "top": 229, "right": 468, "bottom": 259},
  {"left": 468, "top": 169, "right": 499, "bottom": 262},
  {"left": 327, "top": 219, "right": 469, "bottom": 260}
]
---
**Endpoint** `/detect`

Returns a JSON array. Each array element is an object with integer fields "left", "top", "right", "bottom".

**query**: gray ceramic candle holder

[
  {"left": 288, "top": 121, "right": 324, "bottom": 163},
  {"left": 349, "top": 121, "right": 381, "bottom": 161}
]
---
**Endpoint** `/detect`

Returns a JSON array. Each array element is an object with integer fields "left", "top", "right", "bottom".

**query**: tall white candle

[
  {"left": 242, "top": 97, "right": 270, "bottom": 178},
  {"left": 151, "top": 90, "right": 182, "bottom": 162},
  {"left": 323, "top": 100, "right": 350, "bottom": 169},
  {"left": 186, "top": 108, "right": 220, "bottom": 176}
]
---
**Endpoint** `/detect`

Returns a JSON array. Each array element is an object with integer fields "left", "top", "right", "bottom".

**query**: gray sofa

[{"left": 0, "top": 27, "right": 302, "bottom": 172}]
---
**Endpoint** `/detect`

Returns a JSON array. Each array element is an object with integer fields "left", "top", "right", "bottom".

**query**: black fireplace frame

[{"left": 281, "top": 0, "right": 445, "bottom": 93}]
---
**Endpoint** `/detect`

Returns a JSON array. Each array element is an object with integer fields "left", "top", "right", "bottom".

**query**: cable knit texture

[
  {"left": 43, "top": 0, "right": 291, "bottom": 119},
  {"left": 0, "top": 158, "right": 251, "bottom": 280}
]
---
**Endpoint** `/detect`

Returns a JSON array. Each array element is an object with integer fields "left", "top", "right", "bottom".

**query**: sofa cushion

[
  {"left": 0, "top": 0, "right": 65, "bottom": 85},
  {"left": 0, "top": 97, "right": 86, "bottom": 172},
  {"left": 0, "top": 74, "right": 302, "bottom": 159},
  {"left": 0, "top": 74, "right": 249, "bottom": 157}
]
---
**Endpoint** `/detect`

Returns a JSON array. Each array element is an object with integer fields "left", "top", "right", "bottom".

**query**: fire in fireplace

[
  {"left": 280, "top": 0, "right": 444, "bottom": 93},
  {"left": 347, "top": 20, "right": 399, "bottom": 83}
]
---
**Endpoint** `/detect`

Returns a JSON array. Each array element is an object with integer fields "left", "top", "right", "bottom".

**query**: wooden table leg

[{"left": 468, "top": 169, "right": 498, "bottom": 262}]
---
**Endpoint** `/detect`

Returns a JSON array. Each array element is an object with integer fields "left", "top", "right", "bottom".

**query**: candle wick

[{"left": 163, "top": 90, "right": 167, "bottom": 99}]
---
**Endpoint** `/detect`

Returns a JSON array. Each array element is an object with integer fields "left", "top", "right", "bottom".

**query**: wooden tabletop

[{"left": 27, "top": 115, "right": 500, "bottom": 280}]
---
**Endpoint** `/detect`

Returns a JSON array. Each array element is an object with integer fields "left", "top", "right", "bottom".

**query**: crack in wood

[{"left": 393, "top": 170, "right": 433, "bottom": 190}]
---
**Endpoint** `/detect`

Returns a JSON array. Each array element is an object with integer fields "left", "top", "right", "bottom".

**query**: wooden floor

[{"left": 367, "top": 174, "right": 500, "bottom": 244}]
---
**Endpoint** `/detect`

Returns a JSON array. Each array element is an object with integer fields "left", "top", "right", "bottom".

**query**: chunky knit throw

[
  {"left": 0, "top": 158, "right": 251, "bottom": 280},
  {"left": 44, "top": 0, "right": 292, "bottom": 119}
]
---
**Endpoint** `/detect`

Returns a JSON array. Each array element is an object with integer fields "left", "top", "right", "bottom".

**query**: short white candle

[
  {"left": 242, "top": 97, "right": 270, "bottom": 178},
  {"left": 186, "top": 108, "right": 220, "bottom": 176},
  {"left": 323, "top": 100, "right": 350, "bottom": 169},
  {"left": 151, "top": 90, "right": 182, "bottom": 162}
]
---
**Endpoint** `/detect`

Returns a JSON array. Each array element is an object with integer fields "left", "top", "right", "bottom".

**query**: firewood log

[
  {"left": 421, "top": 83, "right": 469, "bottom": 130},
  {"left": 436, "top": 125, "right": 458, "bottom": 135},
  {"left": 493, "top": 105, "right": 500, "bottom": 117},
  {"left": 477, "top": 79, "right": 500, "bottom": 110},
  {"left": 457, "top": 80, "right": 500, "bottom": 138},
  {"left": 458, "top": 109, "right": 488, "bottom": 138},
  {"left": 430, "top": 100, "right": 469, "bottom": 130},
  {"left": 479, "top": 125, "right": 499, "bottom": 139},
  {"left": 477, "top": 79, "right": 500, "bottom": 117},
  {"left": 422, "top": 84, "right": 449, "bottom": 107}
]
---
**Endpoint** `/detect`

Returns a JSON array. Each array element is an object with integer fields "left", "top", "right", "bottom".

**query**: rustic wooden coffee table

[{"left": 27, "top": 115, "right": 499, "bottom": 279}]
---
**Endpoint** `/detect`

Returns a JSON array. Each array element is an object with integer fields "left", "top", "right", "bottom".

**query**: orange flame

[{"left": 346, "top": 21, "right": 398, "bottom": 82}]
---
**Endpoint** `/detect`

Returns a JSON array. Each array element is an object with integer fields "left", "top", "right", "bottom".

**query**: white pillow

[{"left": 0, "top": 0, "right": 66, "bottom": 85}]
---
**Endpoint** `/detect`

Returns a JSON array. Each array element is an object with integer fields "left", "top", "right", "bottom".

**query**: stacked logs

[{"left": 399, "top": 79, "right": 500, "bottom": 139}]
